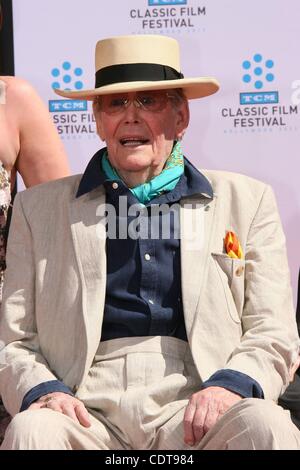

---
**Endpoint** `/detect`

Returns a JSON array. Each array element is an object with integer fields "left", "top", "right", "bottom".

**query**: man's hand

[
  {"left": 183, "top": 386, "right": 242, "bottom": 447},
  {"left": 28, "top": 392, "right": 91, "bottom": 428}
]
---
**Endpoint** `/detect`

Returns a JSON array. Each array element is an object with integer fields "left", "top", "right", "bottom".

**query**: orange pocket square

[{"left": 224, "top": 231, "right": 243, "bottom": 259}]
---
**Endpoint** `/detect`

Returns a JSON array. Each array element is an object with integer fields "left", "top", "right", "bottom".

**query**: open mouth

[{"left": 119, "top": 137, "right": 150, "bottom": 147}]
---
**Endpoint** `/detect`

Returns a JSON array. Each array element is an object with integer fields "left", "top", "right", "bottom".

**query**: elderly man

[{"left": 0, "top": 35, "right": 300, "bottom": 450}]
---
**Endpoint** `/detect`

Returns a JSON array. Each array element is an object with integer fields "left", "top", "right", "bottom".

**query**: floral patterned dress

[
  {"left": 0, "top": 163, "right": 11, "bottom": 443},
  {"left": 0, "top": 164, "right": 11, "bottom": 298}
]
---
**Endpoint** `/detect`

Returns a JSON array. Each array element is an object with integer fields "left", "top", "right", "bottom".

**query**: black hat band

[{"left": 95, "top": 63, "right": 184, "bottom": 88}]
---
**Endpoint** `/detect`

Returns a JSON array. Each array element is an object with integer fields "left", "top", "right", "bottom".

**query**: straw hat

[{"left": 55, "top": 34, "right": 219, "bottom": 100}]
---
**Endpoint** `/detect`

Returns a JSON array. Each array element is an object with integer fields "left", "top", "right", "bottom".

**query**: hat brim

[{"left": 54, "top": 77, "right": 219, "bottom": 100}]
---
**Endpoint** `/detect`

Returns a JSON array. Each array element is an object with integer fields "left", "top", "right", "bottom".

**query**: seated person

[
  {"left": 279, "top": 270, "right": 300, "bottom": 429},
  {"left": 0, "top": 35, "right": 299, "bottom": 450}
]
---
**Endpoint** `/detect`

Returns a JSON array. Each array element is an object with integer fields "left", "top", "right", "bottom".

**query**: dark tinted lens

[
  {"left": 99, "top": 91, "right": 170, "bottom": 114},
  {"left": 107, "top": 97, "right": 127, "bottom": 113},
  {"left": 138, "top": 95, "right": 158, "bottom": 109},
  {"left": 99, "top": 95, "right": 127, "bottom": 114},
  {"left": 137, "top": 92, "right": 168, "bottom": 111}
]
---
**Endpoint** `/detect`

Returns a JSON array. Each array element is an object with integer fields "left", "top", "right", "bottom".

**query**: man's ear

[
  {"left": 93, "top": 102, "right": 106, "bottom": 141},
  {"left": 175, "top": 100, "right": 190, "bottom": 141},
  {"left": 97, "top": 122, "right": 106, "bottom": 142}
]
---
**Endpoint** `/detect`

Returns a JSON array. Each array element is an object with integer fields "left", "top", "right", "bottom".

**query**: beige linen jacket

[{"left": 0, "top": 170, "right": 299, "bottom": 416}]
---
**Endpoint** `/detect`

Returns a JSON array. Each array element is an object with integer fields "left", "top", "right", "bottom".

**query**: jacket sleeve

[
  {"left": 20, "top": 380, "right": 74, "bottom": 411},
  {"left": 224, "top": 184, "right": 300, "bottom": 400},
  {"left": 0, "top": 193, "right": 58, "bottom": 416}
]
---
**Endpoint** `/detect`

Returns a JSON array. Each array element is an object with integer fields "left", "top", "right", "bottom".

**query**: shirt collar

[{"left": 76, "top": 147, "right": 213, "bottom": 200}]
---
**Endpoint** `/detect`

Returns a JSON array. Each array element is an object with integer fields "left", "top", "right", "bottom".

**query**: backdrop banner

[{"left": 12, "top": 0, "right": 300, "bottom": 301}]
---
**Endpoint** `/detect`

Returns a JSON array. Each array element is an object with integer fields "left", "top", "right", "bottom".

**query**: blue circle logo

[
  {"left": 51, "top": 62, "right": 84, "bottom": 91},
  {"left": 242, "top": 54, "right": 275, "bottom": 89}
]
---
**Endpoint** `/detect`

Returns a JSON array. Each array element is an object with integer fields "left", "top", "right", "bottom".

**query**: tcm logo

[
  {"left": 240, "top": 91, "right": 278, "bottom": 105},
  {"left": 148, "top": 0, "right": 187, "bottom": 5},
  {"left": 240, "top": 53, "right": 278, "bottom": 105},
  {"left": 49, "top": 100, "right": 87, "bottom": 113}
]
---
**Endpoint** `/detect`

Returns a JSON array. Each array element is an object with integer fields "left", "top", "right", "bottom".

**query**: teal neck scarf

[{"left": 101, "top": 141, "right": 184, "bottom": 205}]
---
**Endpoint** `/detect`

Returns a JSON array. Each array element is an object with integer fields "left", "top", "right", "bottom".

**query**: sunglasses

[{"left": 97, "top": 91, "right": 177, "bottom": 114}]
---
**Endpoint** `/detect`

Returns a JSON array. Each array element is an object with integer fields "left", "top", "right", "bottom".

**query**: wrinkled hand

[
  {"left": 183, "top": 386, "right": 242, "bottom": 447},
  {"left": 28, "top": 392, "right": 91, "bottom": 428}
]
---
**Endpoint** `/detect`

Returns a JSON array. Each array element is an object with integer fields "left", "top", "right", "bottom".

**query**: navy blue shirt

[{"left": 20, "top": 149, "right": 263, "bottom": 411}]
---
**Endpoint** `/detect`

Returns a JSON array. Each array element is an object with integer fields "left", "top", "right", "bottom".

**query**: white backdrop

[{"left": 12, "top": 0, "right": 300, "bottom": 301}]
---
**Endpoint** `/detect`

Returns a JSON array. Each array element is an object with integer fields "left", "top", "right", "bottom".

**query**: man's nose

[{"left": 123, "top": 99, "right": 141, "bottom": 121}]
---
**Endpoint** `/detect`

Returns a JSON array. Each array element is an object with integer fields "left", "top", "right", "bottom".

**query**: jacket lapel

[
  {"left": 180, "top": 194, "right": 217, "bottom": 336},
  {"left": 68, "top": 187, "right": 107, "bottom": 384}
]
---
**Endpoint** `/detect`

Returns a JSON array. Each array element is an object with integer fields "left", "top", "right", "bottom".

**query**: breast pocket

[{"left": 211, "top": 252, "right": 245, "bottom": 323}]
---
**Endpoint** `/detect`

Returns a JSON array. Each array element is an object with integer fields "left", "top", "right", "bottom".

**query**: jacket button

[{"left": 235, "top": 266, "right": 244, "bottom": 277}]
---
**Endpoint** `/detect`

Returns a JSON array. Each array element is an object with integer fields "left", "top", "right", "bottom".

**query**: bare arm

[{"left": 5, "top": 76, "right": 70, "bottom": 187}]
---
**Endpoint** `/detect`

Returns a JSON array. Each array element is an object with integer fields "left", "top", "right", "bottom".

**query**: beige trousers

[{"left": 2, "top": 336, "right": 300, "bottom": 450}]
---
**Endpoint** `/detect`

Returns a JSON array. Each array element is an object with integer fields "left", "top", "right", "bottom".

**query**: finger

[
  {"left": 198, "top": 401, "right": 219, "bottom": 440},
  {"left": 75, "top": 403, "right": 91, "bottom": 428},
  {"left": 192, "top": 405, "right": 208, "bottom": 443},
  {"left": 61, "top": 402, "right": 81, "bottom": 424},
  {"left": 46, "top": 399, "right": 63, "bottom": 413},
  {"left": 28, "top": 402, "right": 45, "bottom": 410},
  {"left": 183, "top": 403, "right": 196, "bottom": 446}
]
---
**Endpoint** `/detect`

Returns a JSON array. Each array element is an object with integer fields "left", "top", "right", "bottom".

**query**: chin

[{"left": 121, "top": 153, "right": 152, "bottom": 170}]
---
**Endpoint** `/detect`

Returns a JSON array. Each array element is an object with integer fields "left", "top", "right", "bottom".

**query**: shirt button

[
  {"left": 235, "top": 266, "right": 244, "bottom": 277},
  {"left": 145, "top": 253, "right": 151, "bottom": 261},
  {"left": 112, "top": 182, "right": 119, "bottom": 190},
  {"left": 149, "top": 299, "right": 154, "bottom": 305}
]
